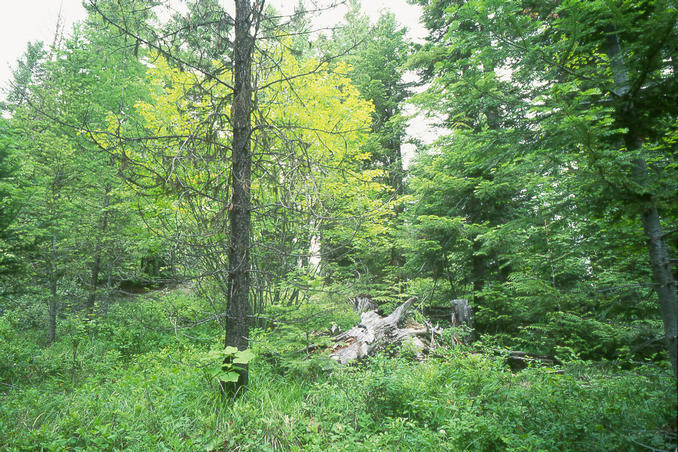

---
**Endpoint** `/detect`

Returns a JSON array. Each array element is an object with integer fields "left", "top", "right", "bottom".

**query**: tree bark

[
  {"left": 639, "top": 195, "right": 678, "bottom": 375},
  {"left": 226, "top": 0, "right": 254, "bottom": 388},
  {"left": 48, "top": 235, "right": 58, "bottom": 345},
  {"left": 606, "top": 29, "right": 677, "bottom": 376},
  {"left": 86, "top": 188, "right": 110, "bottom": 316},
  {"left": 471, "top": 240, "right": 485, "bottom": 304}
]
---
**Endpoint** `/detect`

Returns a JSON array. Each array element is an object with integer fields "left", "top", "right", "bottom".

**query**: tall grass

[{"left": 1, "top": 291, "right": 675, "bottom": 451}]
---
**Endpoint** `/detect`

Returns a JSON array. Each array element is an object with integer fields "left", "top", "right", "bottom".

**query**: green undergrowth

[{"left": 1, "top": 291, "right": 676, "bottom": 451}]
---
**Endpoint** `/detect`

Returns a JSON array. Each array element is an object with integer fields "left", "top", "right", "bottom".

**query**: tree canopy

[{"left": 0, "top": 1, "right": 675, "bottom": 449}]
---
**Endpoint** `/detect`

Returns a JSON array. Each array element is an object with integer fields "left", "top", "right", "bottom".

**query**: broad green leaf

[
  {"left": 220, "top": 371, "right": 241, "bottom": 383},
  {"left": 233, "top": 349, "right": 255, "bottom": 364},
  {"left": 223, "top": 346, "right": 239, "bottom": 356}
]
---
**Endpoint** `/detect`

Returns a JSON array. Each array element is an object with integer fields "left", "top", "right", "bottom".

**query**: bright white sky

[
  {"left": 0, "top": 0, "right": 425, "bottom": 90},
  {"left": 0, "top": 0, "right": 87, "bottom": 91},
  {"left": 0, "top": 0, "right": 434, "bottom": 159}
]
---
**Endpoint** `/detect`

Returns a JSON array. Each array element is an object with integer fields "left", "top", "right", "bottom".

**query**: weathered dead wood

[
  {"left": 450, "top": 299, "right": 472, "bottom": 328},
  {"left": 351, "top": 294, "right": 377, "bottom": 313},
  {"left": 450, "top": 298, "right": 474, "bottom": 343},
  {"left": 330, "top": 297, "right": 441, "bottom": 364}
]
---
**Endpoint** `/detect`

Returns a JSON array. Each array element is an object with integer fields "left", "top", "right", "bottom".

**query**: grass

[{"left": 1, "top": 291, "right": 676, "bottom": 451}]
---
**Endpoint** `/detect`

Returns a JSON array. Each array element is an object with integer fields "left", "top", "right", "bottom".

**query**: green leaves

[
  {"left": 200, "top": 346, "right": 255, "bottom": 385},
  {"left": 222, "top": 346, "right": 239, "bottom": 356},
  {"left": 221, "top": 346, "right": 255, "bottom": 365},
  {"left": 220, "top": 371, "right": 241, "bottom": 383},
  {"left": 233, "top": 349, "right": 255, "bottom": 365},
  {"left": 406, "top": 0, "right": 677, "bottom": 361}
]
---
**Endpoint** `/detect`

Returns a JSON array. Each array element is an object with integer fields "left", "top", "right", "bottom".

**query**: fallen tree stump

[{"left": 329, "top": 297, "right": 442, "bottom": 364}]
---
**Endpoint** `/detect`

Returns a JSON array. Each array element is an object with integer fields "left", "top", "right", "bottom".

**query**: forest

[{"left": 0, "top": 0, "right": 676, "bottom": 450}]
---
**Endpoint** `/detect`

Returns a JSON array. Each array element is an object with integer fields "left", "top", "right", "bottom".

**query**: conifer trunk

[{"left": 226, "top": 0, "right": 254, "bottom": 387}]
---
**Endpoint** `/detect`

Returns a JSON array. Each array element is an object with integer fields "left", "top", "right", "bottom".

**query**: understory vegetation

[{"left": 1, "top": 291, "right": 676, "bottom": 451}]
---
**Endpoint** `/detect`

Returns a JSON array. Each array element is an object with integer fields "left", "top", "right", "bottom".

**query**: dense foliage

[
  {"left": 1, "top": 291, "right": 675, "bottom": 451},
  {"left": 406, "top": 0, "right": 677, "bottom": 367},
  {"left": 0, "top": 0, "right": 675, "bottom": 450}
]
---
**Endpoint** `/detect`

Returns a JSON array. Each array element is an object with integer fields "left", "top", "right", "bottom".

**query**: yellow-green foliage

[{"left": 110, "top": 45, "right": 392, "bottom": 255}]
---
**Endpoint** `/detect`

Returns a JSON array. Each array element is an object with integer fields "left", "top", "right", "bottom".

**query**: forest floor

[{"left": 1, "top": 289, "right": 676, "bottom": 451}]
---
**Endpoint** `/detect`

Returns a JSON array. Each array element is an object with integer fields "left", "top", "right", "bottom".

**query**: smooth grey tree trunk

[
  {"left": 638, "top": 194, "right": 678, "bottom": 375},
  {"left": 606, "top": 30, "right": 677, "bottom": 376}
]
